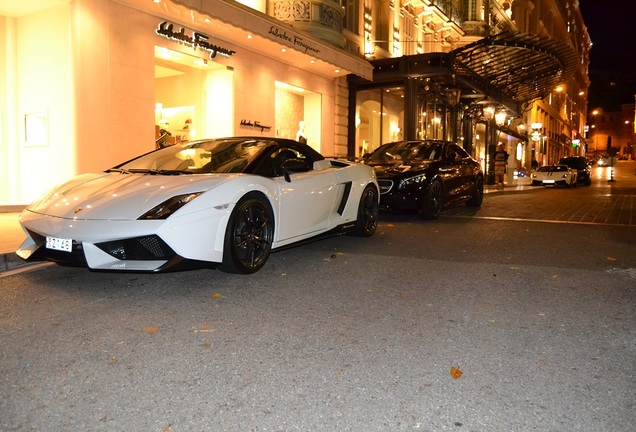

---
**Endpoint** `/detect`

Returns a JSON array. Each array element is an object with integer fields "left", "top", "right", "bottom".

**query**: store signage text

[
  {"left": 268, "top": 26, "right": 320, "bottom": 54},
  {"left": 240, "top": 119, "right": 271, "bottom": 132},
  {"left": 156, "top": 21, "right": 236, "bottom": 58}
]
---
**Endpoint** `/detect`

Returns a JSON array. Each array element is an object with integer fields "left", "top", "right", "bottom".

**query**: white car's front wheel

[{"left": 220, "top": 193, "right": 274, "bottom": 274}]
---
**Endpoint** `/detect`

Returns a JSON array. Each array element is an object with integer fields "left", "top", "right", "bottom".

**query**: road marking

[{"left": 446, "top": 214, "right": 636, "bottom": 227}]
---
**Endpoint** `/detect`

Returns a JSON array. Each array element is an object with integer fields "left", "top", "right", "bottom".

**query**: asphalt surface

[{"left": 1, "top": 162, "right": 635, "bottom": 431}]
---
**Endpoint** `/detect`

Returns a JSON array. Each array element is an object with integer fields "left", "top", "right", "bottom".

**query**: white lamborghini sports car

[{"left": 17, "top": 137, "right": 379, "bottom": 274}]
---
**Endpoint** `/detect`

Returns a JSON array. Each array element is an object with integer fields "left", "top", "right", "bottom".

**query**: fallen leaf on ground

[
  {"left": 211, "top": 293, "right": 223, "bottom": 298},
  {"left": 143, "top": 326, "right": 160, "bottom": 333},
  {"left": 450, "top": 366, "right": 463, "bottom": 379},
  {"left": 607, "top": 256, "right": 618, "bottom": 261},
  {"left": 552, "top": 274, "right": 559, "bottom": 279},
  {"left": 193, "top": 323, "right": 213, "bottom": 333}
]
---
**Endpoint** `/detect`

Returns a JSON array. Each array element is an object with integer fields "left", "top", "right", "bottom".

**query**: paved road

[
  {"left": 1, "top": 162, "right": 634, "bottom": 431},
  {"left": 448, "top": 161, "right": 636, "bottom": 226}
]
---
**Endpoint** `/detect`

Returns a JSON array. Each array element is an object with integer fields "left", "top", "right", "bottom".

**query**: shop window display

[
  {"left": 355, "top": 87, "right": 404, "bottom": 158},
  {"left": 154, "top": 46, "right": 233, "bottom": 146}
]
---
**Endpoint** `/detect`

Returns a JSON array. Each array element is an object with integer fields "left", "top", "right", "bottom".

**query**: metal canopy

[{"left": 451, "top": 31, "right": 579, "bottom": 107}]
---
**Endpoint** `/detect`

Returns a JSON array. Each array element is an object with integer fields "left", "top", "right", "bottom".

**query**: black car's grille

[
  {"left": 96, "top": 235, "right": 175, "bottom": 261},
  {"left": 378, "top": 179, "right": 394, "bottom": 194}
]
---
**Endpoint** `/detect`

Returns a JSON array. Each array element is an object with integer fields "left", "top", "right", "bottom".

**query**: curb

[{"left": 0, "top": 252, "right": 53, "bottom": 277}]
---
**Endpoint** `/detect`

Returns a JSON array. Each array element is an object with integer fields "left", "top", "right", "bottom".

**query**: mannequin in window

[
  {"left": 296, "top": 121, "right": 307, "bottom": 144},
  {"left": 156, "top": 128, "right": 172, "bottom": 148}
]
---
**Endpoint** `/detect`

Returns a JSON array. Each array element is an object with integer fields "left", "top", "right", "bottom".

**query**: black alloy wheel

[
  {"left": 419, "top": 179, "right": 443, "bottom": 220},
  {"left": 351, "top": 184, "right": 379, "bottom": 237},
  {"left": 221, "top": 194, "right": 274, "bottom": 274},
  {"left": 467, "top": 175, "right": 484, "bottom": 207}
]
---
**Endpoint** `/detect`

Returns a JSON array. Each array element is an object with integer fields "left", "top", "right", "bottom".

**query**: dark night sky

[{"left": 578, "top": 0, "right": 636, "bottom": 111}]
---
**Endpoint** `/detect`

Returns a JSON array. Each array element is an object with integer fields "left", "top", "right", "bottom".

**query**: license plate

[
  {"left": 543, "top": 180, "right": 555, "bottom": 184},
  {"left": 46, "top": 236, "right": 72, "bottom": 252}
]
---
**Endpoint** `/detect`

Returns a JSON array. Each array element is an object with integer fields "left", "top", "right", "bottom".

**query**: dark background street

[{"left": 1, "top": 163, "right": 635, "bottom": 431}]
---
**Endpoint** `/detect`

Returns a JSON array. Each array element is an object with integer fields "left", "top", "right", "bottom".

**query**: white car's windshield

[{"left": 113, "top": 139, "right": 271, "bottom": 174}]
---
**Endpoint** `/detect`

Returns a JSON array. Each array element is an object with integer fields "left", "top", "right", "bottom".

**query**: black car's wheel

[
  {"left": 220, "top": 193, "right": 274, "bottom": 274},
  {"left": 466, "top": 175, "right": 484, "bottom": 207},
  {"left": 584, "top": 177, "right": 592, "bottom": 186},
  {"left": 418, "top": 180, "right": 443, "bottom": 220},
  {"left": 351, "top": 184, "right": 379, "bottom": 237}
]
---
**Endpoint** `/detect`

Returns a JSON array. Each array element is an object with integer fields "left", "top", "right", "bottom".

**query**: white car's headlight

[
  {"left": 139, "top": 192, "right": 203, "bottom": 220},
  {"left": 399, "top": 174, "right": 426, "bottom": 189}
]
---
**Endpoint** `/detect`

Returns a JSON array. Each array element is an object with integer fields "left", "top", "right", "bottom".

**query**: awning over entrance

[
  {"left": 451, "top": 31, "right": 579, "bottom": 107},
  {"left": 137, "top": 0, "right": 373, "bottom": 80}
]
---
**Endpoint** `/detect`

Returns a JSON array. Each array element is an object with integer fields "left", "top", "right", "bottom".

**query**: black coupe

[{"left": 364, "top": 140, "right": 484, "bottom": 219}]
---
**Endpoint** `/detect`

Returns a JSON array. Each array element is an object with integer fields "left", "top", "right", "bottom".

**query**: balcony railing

[{"left": 270, "top": 0, "right": 346, "bottom": 48}]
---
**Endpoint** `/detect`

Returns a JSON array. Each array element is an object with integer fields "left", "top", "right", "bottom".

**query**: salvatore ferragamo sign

[
  {"left": 156, "top": 21, "right": 236, "bottom": 58},
  {"left": 268, "top": 26, "right": 321, "bottom": 54}
]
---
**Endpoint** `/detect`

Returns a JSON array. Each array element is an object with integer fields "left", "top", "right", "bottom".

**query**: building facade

[
  {"left": 587, "top": 103, "right": 636, "bottom": 160},
  {"left": 0, "top": 0, "right": 371, "bottom": 205},
  {"left": 343, "top": 0, "right": 591, "bottom": 184},
  {"left": 1, "top": 0, "right": 591, "bottom": 206}
]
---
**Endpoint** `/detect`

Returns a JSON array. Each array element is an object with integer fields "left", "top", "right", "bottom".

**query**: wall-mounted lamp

[
  {"left": 446, "top": 88, "right": 461, "bottom": 107},
  {"left": 495, "top": 110, "right": 507, "bottom": 127},
  {"left": 483, "top": 106, "right": 495, "bottom": 121},
  {"left": 516, "top": 122, "right": 526, "bottom": 135}
]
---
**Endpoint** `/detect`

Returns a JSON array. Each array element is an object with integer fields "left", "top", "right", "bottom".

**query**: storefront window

[
  {"left": 355, "top": 87, "right": 404, "bottom": 158},
  {"left": 472, "top": 121, "right": 485, "bottom": 171},
  {"left": 274, "top": 82, "right": 322, "bottom": 152},
  {"left": 417, "top": 90, "right": 456, "bottom": 142},
  {"left": 154, "top": 46, "right": 234, "bottom": 147}
]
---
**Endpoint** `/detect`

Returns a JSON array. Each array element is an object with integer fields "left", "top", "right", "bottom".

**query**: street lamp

[{"left": 482, "top": 105, "right": 507, "bottom": 184}]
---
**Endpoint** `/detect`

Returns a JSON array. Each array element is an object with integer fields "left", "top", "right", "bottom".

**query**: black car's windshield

[
  {"left": 367, "top": 141, "right": 443, "bottom": 164},
  {"left": 113, "top": 139, "right": 271, "bottom": 174},
  {"left": 538, "top": 165, "right": 568, "bottom": 172},
  {"left": 559, "top": 157, "right": 587, "bottom": 170}
]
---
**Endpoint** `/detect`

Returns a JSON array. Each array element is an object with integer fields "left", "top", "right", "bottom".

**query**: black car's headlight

[
  {"left": 138, "top": 192, "right": 203, "bottom": 220},
  {"left": 399, "top": 174, "right": 426, "bottom": 189}
]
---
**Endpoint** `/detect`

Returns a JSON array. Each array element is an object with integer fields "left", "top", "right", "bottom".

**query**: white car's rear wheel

[{"left": 220, "top": 194, "right": 274, "bottom": 274}]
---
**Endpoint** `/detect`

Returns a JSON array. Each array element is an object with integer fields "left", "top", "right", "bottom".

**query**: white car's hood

[{"left": 26, "top": 172, "right": 231, "bottom": 220}]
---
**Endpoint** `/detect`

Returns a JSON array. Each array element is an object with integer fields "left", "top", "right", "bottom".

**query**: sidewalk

[
  {"left": 0, "top": 207, "right": 33, "bottom": 275},
  {"left": 0, "top": 183, "right": 535, "bottom": 276}
]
